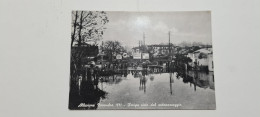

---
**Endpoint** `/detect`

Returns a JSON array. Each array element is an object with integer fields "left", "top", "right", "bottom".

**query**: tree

[
  {"left": 140, "top": 45, "right": 148, "bottom": 52},
  {"left": 103, "top": 41, "right": 124, "bottom": 62},
  {"left": 174, "top": 53, "right": 192, "bottom": 67},
  {"left": 147, "top": 47, "right": 155, "bottom": 60},
  {"left": 71, "top": 11, "right": 109, "bottom": 47},
  {"left": 70, "top": 11, "right": 109, "bottom": 83}
]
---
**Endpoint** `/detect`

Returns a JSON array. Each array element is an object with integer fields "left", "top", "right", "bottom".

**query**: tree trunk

[
  {"left": 78, "top": 11, "right": 84, "bottom": 47},
  {"left": 71, "top": 11, "right": 78, "bottom": 47}
]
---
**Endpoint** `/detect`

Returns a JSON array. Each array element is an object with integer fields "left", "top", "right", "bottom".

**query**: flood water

[{"left": 69, "top": 68, "right": 216, "bottom": 110}]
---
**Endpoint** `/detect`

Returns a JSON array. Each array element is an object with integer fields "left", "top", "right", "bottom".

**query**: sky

[{"left": 102, "top": 11, "right": 212, "bottom": 48}]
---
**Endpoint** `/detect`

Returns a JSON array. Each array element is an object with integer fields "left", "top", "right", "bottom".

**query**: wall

[{"left": 0, "top": 0, "right": 260, "bottom": 117}]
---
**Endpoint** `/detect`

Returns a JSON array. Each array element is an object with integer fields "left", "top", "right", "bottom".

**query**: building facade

[
  {"left": 147, "top": 44, "right": 175, "bottom": 56},
  {"left": 187, "top": 48, "right": 214, "bottom": 71}
]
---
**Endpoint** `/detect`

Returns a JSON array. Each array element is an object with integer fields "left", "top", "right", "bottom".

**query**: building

[
  {"left": 132, "top": 47, "right": 142, "bottom": 59},
  {"left": 187, "top": 48, "right": 214, "bottom": 71},
  {"left": 147, "top": 44, "right": 175, "bottom": 56},
  {"left": 131, "top": 46, "right": 150, "bottom": 60},
  {"left": 208, "top": 53, "right": 214, "bottom": 72},
  {"left": 132, "top": 47, "right": 141, "bottom": 53}
]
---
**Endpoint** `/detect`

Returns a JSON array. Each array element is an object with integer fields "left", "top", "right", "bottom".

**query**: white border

[{"left": 0, "top": 0, "right": 260, "bottom": 117}]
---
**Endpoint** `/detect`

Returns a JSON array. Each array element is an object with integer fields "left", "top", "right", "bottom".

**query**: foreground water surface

[{"left": 87, "top": 70, "right": 216, "bottom": 110}]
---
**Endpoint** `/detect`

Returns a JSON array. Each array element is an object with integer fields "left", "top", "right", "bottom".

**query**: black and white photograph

[
  {"left": 69, "top": 11, "right": 215, "bottom": 110},
  {"left": 1, "top": 0, "right": 260, "bottom": 116}
]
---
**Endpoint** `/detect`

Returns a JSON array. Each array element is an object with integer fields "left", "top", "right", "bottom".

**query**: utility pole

[
  {"left": 101, "top": 41, "right": 104, "bottom": 68},
  {"left": 143, "top": 32, "right": 145, "bottom": 46},
  {"left": 139, "top": 40, "right": 140, "bottom": 48},
  {"left": 168, "top": 31, "right": 172, "bottom": 72},
  {"left": 169, "top": 31, "right": 171, "bottom": 55}
]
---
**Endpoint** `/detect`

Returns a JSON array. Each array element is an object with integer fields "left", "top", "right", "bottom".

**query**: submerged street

[
  {"left": 69, "top": 67, "right": 215, "bottom": 110},
  {"left": 98, "top": 70, "right": 215, "bottom": 109}
]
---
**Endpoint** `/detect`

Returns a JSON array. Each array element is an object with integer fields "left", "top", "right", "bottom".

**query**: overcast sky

[{"left": 102, "top": 11, "right": 212, "bottom": 47}]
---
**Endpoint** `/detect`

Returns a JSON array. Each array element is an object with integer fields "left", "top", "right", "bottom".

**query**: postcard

[{"left": 69, "top": 11, "right": 215, "bottom": 110}]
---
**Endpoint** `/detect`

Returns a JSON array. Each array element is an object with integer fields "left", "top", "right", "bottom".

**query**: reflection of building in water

[
  {"left": 130, "top": 69, "right": 148, "bottom": 78},
  {"left": 133, "top": 70, "right": 142, "bottom": 78},
  {"left": 208, "top": 72, "right": 215, "bottom": 90},
  {"left": 180, "top": 71, "right": 215, "bottom": 91},
  {"left": 100, "top": 75, "right": 123, "bottom": 84},
  {"left": 148, "top": 66, "right": 164, "bottom": 73}
]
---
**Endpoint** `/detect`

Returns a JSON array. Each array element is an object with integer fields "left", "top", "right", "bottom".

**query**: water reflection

[
  {"left": 170, "top": 73, "right": 174, "bottom": 95},
  {"left": 69, "top": 68, "right": 107, "bottom": 110},
  {"left": 69, "top": 81, "right": 107, "bottom": 109},
  {"left": 139, "top": 70, "right": 147, "bottom": 93},
  {"left": 69, "top": 66, "right": 215, "bottom": 110}
]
